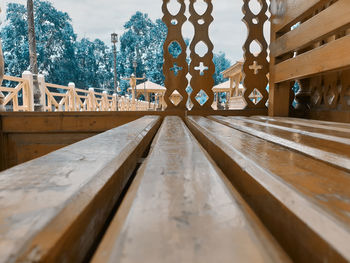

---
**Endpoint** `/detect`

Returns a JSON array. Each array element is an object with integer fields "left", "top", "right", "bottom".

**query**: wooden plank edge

[
  {"left": 272, "top": 0, "right": 350, "bottom": 57},
  {"left": 91, "top": 116, "right": 291, "bottom": 263},
  {"left": 185, "top": 116, "right": 350, "bottom": 263},
  {"left": 208, "top": 116, "right": 350, "bottom": 171},
  {"left": 14, "top": 117, "right": 162, "bottom": 263},
  {"left": 274, "top": 0, "right": 330, "bottom": 34}
]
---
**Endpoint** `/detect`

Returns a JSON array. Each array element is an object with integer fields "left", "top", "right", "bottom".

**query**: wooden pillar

[
  {"left": 37, "top": 74, "right": 46, "bottom": 111},
  {"left": 0, "top": 31, "right": 4, "bottom": 111},
  {"left": 68, "top": 82, "right": 76, "bottom": 111},
  {"left": 88, "top": 88, "right": 95, "bottom": 111},
  {"left": 22, "top": 71, "right": 35, "bottom": 111},
  {"left": 112, "top": 93, "right": 117, "bottom": 111}
]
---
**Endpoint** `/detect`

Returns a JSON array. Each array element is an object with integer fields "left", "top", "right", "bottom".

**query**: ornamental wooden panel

[
  {"left": 162, "top": 0, "right": 188, "bottom": 110},
  {"left": 242, "top": 0, "right": 269, "bottom": 109},
  {"left": 188, "top": 0, "right": 215, "bottom": 110},
  {"left": 162, "top": 0, "right": 270, "bottom": 112},
  {"left": 269, "top": 0, "right": 350, "bottom": 120}
]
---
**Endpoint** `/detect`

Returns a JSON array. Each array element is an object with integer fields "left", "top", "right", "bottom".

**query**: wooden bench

[
  {"left": 0, "top": 116, "right": 161, "bottom": 263},
  {"left": 91, "top": 116, "right": 291, "bottom": 263},
  {"left": 186, "top": 116, "right": 350, "bottom": 263}
]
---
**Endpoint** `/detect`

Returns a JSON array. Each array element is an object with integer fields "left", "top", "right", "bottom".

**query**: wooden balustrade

[
  {"left": 269, "top": 0, "right": 350, "bottom": 122},
  {"left": 0, "top": 72, "right": 159, "bottom": 112}
]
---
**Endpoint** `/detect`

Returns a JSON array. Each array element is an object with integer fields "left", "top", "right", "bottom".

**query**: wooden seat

[
  {"left": 209, "top": 116, "right": 350, "bottom": 170},
  {"left": 92, "top": 116, "right": 290, "bottom": 263},
  {"left": 0, "top": 116, "right": 161, "bottom": 263},
  {"left": 186, "top": 116, "right": 350, "bottom": 263}
]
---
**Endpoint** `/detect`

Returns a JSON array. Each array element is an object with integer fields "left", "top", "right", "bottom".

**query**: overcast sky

[{"left": 1, "top": 0, "right": 269, "bottom": 63}]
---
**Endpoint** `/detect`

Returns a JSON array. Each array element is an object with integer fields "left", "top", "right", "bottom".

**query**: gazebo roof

[
  {"left": 212, "top": 80, "right": 244, "bottom": 92},
  {"left": 128, "top": 81, "right": 166, "bottom": 93}
]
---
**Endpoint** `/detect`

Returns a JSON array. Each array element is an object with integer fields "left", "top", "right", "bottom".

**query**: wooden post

[
  {"left": 68, "top": 82, "right": 76, "bottom": 111},
  {"left": 22, "top": 71, "right": 34, "bottom": 111},
  {"left": 0, "top": 35, "right": 5, "bottom": 111},
  {"left": 102, "top": 91, "right": 108, "bottom": 111},
  {"left": 37, "top": 74, "right": 46, "bottom": 111},
  {"left": 88, "top": 88, "right": 95, "bottom": 111},
  {"left": 112, "top": 93, "right": 117, "bottom": 111}
]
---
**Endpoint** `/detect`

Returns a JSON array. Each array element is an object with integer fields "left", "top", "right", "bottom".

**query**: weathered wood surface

[
  {"left": 186, "top": 116, "right": 350, "bottom": 263},
  {"left": 0, "top": 116, "right": 161, "bottom": 263},
  {"left": 92, "top": 116, "right": 290, "bottom": 263},
  {"left": 210, "top": 116, "right": 350, "bottom": 170}
]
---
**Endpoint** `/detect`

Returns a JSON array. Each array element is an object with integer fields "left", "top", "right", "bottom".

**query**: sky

[{"left": 1, "top": 0, "right": 269, "bottom": 63}]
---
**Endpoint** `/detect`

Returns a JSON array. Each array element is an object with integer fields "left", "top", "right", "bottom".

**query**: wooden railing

[
  {"left": 269, "top": 0, "right": 350, "bottom": 121},
  {"left": 0, "top": 74, "right": 32, "bottom": 111},
  {"left": 0, "top": 72, "right": 159, "bottom": 112}
]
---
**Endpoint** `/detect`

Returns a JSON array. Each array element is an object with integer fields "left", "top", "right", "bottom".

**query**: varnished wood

[
  {"left": 273, "top": 0, "right": 329, "bottom": 33},
  {"left": 210, "top": 116, "right": 350, "bottom": 170},
  {"left": 186, "top": 116, "right": 350, "bottom": 263},
  {"left": 271, "top": 0, "right": 350, "bottom": 57},
  {"left": 162, "top": 0, "right": 188, "bottom": 110},
  {"left": 0, "top": 116, "right": 161, "bottom": 263},
  {"left": 273, "top": 35, "right": 350, "bottom": 83},
  {"left": 242, "top": 0, "right": 269, "bottom": 109},
  {"left": 188, "top": 0, "right": 215, "bottom": 110},
  {"left": 92, "top": 116, "right": 290, "bottom": 263}
]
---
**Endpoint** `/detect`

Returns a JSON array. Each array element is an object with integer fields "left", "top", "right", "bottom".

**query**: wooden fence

[{"left": 0, "top": 71, "right": 157, "bottom": 112}]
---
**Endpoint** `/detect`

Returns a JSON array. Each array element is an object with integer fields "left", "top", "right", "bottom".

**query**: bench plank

[
  {"left": 0, "top": 116, "right": 161, "bottom": 263},
  {"left": 250, "top": 116, "right": 350, "bottom": 139},
  {"left": 209, "top": 116, "right": 350, "bottom": 170},
  {"left": 186, "top": 116, "right": 350, "bottom": 263},
  {"left": 92, "top": 116, "right": 290, "bottom": 263},
  {"left": 255, "top": 116, "right": 350, "bottom": 133}
]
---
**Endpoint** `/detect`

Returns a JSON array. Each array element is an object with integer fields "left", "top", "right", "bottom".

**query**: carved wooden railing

[
  {"left": 0, "top": 72, "right": 158, "bottom": 112},
  {"left": 269, "top": 0, "right": 350, "bottom": 121},
  {"left": 0, "top": 74, "right": 32, "bottom": 111},
  {"left": 162, "top": 0, "right": 269, "bottom": 113}
]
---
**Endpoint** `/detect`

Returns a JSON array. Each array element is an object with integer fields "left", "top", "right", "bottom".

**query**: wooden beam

[
  {"left": 0, "top": 116, "right": 161, "bottom": 263},
  {"left": 273, "top": 35, "right": 350, "bottom": 83},
  {"left": 186, "top": 116, "right": 350, "bottom": 263},
  {"left": 92, "top": 116, "right": 290, "bottom": 263},
  {"left": 271, "top": 0, "right": 350, "bottom": 57},
  {"left": 274, "top": 0, "right": 329, "bottom": 33}
]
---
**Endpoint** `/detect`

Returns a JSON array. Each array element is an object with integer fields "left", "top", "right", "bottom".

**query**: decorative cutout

[
  {"left": 249, "top": 61, "right": 262, "bottom": 74},
  {"left": 170, "top": 90, "right": 183, "bottom": 106},
  {"left": 196, "top": 90, "right": 209, "bottom": 106},
  {"left": 189, "top": 0, "right": 215, "bottom": 110},
  {"left": 249, "top": 88, "right": 262, "bottom": 105},
  {"left": 323, "top": 72, "right": 339, "bottom": 109},
  {"left": 198, "top": 19, "right": 205, "bottom": 25},
  {"left": 252, "top": 18, "right": 259, "bottom": 24},
  {"left": 341, "top": 70, "right": 350, "bottom": 110},
  {"left": 168, "top": 41, "right": 182, "bottom": 58},
  {"left": 163, "top": 0, "right": 188, "bottom": 110},
  {"left": 170, "top": 63, "right": 183, "bottom": 76},
  {"left": 249, "top": 0, "right": 262, "bottom": 15},
  {"left": 167, "top": 0, "right": 182, "bottom": 16},
  {"left": 194, "top": 0, "right": 208, "bottom": 16},
  {"left": 242, "top": 0, "right": 269, "bottom": 109},
  {"left": 195, "top": 41, "right": 209, "bottom": 57},
  {"left": 249, "top": 39, "right": 262, "bottom": 56},
  {"left": 194, "top": 62, "right": 208, "bottom": 76}
]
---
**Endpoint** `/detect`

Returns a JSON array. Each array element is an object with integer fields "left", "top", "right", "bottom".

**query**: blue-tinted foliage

[{"left": 1, "top": 4, "right": 232, "bottom": 95}]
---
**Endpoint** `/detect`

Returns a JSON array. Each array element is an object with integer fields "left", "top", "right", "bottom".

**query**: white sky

[{"left": 1, "top": 0, "right": 269, "bottom": 63}]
